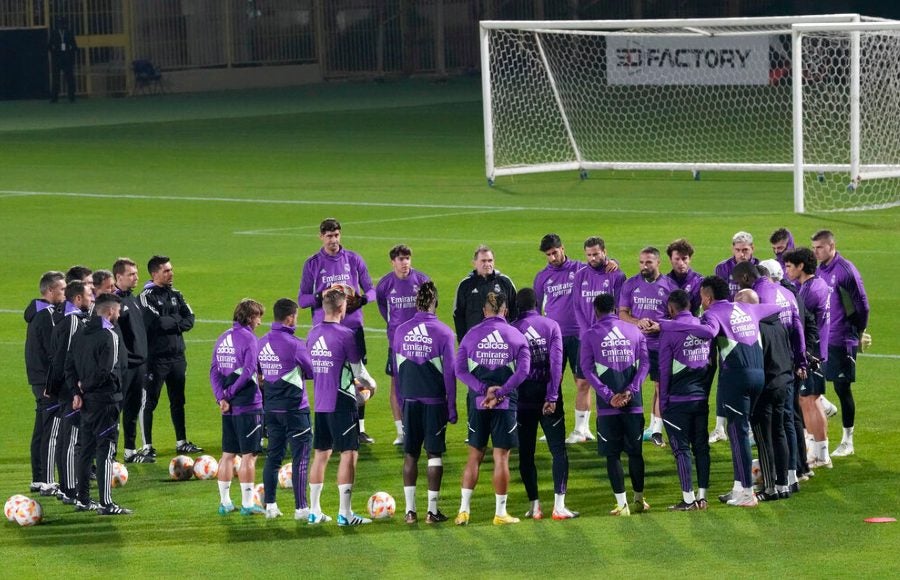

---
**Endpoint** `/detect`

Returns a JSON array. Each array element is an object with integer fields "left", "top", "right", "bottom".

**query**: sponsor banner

[{"left": 606, "top": 35, "right": 769, "bottom": 86}]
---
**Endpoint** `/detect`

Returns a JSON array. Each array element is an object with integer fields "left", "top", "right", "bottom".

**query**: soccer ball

[
  {"left": 278, "top": 463, "right": 292, "bottom": 489},
  {"left": 111, "top": 462, "right": 129, "bottom": 487},
  {"left": 5, "top": 495, "right": 28, "bottom": 522},
  {"left": 169, "top": 455, "right": 195, "bottom": 481},
  {"left": 367, "top": 492, "right": 396, "bottom": 520},
  {"left": 193, "top": 455, "right": 219, "bottom": 480},
  {"left": 253, "top": 483, "right": 265, "bottom": 507},
  {"left": 13, "top": 498, "right": 42, "bottom": 527},
  {"left": 751, "top": 458, "right": 763, "bottom": 487},
  {"left": 232, "top": 454, "right": 242, "bottom": 477}
]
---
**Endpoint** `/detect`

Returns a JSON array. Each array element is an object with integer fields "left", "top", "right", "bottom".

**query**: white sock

[
  {"left": 614, "top": 492, "right": 627, "bottom": 507},
  {"left": 787, "top": 470, "right": 798, "bottom": 485},
  {"left": 124, "top": 448, "right": 135, "bottom": 458},
  {"left": 776, "top": 485, "right": 789, "bottom": 493},
  {"left": 682, "top": 490, "right": 696, "bottom": 504},
  {"left": 176, "top": 439, "right": 186, "bottom": 447},
  {"left": 459, "top": 488, "right": 473, "bottom": 513},
  {"left": 310, "top": 483, "right": 323, "bottom": 513},
  {"left": 240, "top": 483, "right": 254, "bottom": 508},
  {"left": 716, "top": 416, "right": 727, "bottom": 431},
  {"left": 554, "top": 494, "right": 565, "bottom": 512},
  {"left": 843, "top": 427, "right": 854, "bottom": 444},
  {"left": 218, "top": 481, "right": 232, "bottom": 505},
  {"left": 427, "top": 490, "right": 439, "bottom": 514},
  {"left": 732, "top": 480, "right": 742, "bottom": 492},
  {"left": 338, "top": 483, "right": 353, "bottom": 518},
  {"left": 818, "top": 440, "right": 830, "bottom": 462},
  {"left": 266, "top": 502, "right": 277, "bottom": 511},
  {"left": 698, "top": 488, "right": 707, "bottom": 500},
  {"left": 580, "top": 410, "right": 592, "bottom": 433},
  {"left": 741, "top": 486, "right": 753, "bottom": 496},
  {"left": 574, "top": 410, "right": 587, "bottom": 434},
  {"left": 495, "top": 494, "right": 508, "bottom": 516},
  {"left": 404, "top": 485, "right": 416, "bottom": 514},
  {"left": 395, "top": 420, "right": 404, "bottom": 436},
  {"left": 651, "top": 415, "right": 663, "bottom": 434},
  {"left": 358, "top": 419, "right": 366, "bottom": 433},
  {"left": 530, "top": 499, "right": 540, "bottom": 513}
]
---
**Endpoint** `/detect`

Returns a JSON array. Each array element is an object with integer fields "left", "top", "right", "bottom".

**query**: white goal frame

[{"left": 480, "top": 14, "right": 900, "bottom": 213}]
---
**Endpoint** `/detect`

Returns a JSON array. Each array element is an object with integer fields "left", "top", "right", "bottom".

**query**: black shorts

[
  {"left": 799, "top": 370, "right": 827, "bottom": 397},
  {"left": 313, "top": 409, "right": 360, "bottom": 452},
  {"left": 353, "top": 326, "right": 368, "bottom": 365},
  {"left": 385, "top": 347, "right": 394, "bottom": 376},
  {"left": 467, "top": 408, "right": 518, "bottom": 450},
  {"left": 825, "top": 345, "right": 856, "bottom": 383},
  {"left": 562, "top": 335, "right": 583, "bottom": 380},
  {"left": 222, "top": 412, "right": 264, "bottom": 455},
  {"left": 648, "top": 349, "right": 660, "bottom": 382},
  {"left": 596, "top": 412, "right": 644, "bottom": 457},
  {"left": 403, "top": 401, "right": 448, "bottom": 457}
]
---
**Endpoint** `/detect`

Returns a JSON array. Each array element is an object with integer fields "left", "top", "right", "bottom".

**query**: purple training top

[
  {"left": 617, "top": 273, "right": 678, "bottom": 351},
  {"left": 579, "top": 314, "right": 649, "bottom": 416},
  {"left": 392, "top": 311, "right": 457, "bottom": 422},
  {"left": 715, "top": 257, "right": 760, "bottom": 300},
  {"left": 752, "top": 277, "right": 807, "bottom": 368},
  {"left": 258, "top": 322, "right": 313, "bottom": 412},
  {"left": 298, "top": 247, "right": 375, "bottom": 329},
  {"left": 658, "top": 312, "right": 713, "bottom": 414},
  {"left": 210, "top": 322, "right": 261, "bottom": 415},
  {"left": 816, "top": 252, "right": 870, "bottom": 347},
  {"left": 572, "top": 263, "right": 626, "bottom": 334},
  {"left": 455, "top": 315, "right": 530, "bottom": 411},
  {"left": 307, "top": 321, "right": 361, "bottom": 413},
  {"left": 699, "top": 300, "right": 782, "bottom": 373},
  {"left": 376, "top": 269, "right": 431, "bottom": 344},
  {"left": 533, "top": 257, "right": 585, "bottom": 337},
  {"left": 666, "top": 269, "right": 704, "bottom": 314},
  {"left": 512, "top": 309, "right": 563, "bottom": 408},
  {"left": 798, "top": 275, "right": 832, "bottom": 360}
]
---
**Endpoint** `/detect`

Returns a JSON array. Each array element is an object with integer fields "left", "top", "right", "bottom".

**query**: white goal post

[{"left": 480, "top": 14, "right": 900, "bottom": 213}]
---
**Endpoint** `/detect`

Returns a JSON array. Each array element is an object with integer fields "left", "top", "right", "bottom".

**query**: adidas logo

[
  {"left": 477, "top": 330, "right": 509, "bottom": 350},
  {"left": 216, "top": 333, "right": 236, "bottom": 355},
  {"left": 601, "top": 326, "right": 631, "bottom": 348},
  {"left": 310, "top": 336, "right": 332, "bottom": 357},
  {"left": 390, "top": 288, "right": 397, "bottom": 294},
  {"left": 320, "top": 269, "right": 326, "bottom": 274},
  {"left": 259, "top": 342, "right": 280, "bottom": 362},
  {"left": 403, "top": 323, "right": 432, "bottom": 344},
  {"left": 684, "top": 334, "right": 706, "bottom": 348},
  {"left": 775, "top": 289, "right": 791, "bottom": 308},
  {"left": 730, "top": 304, "right": 752, "bottom": 324},
  {"left": 471, "top": 288, "right": 479, "bottom": 294},
  {"left": 524, "top": 325, "right": 546, "bottom": 346}
]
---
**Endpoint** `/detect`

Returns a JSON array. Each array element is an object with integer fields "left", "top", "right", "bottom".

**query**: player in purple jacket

[
  {"left": 812, "top": 229, "right": 870, "bottom": 458},
  {"left": 258, "top": 299, "right": 314, "bottom": 520},
  {"left": 769, "top": 228, "right": 795, "bottom": 270},
  {"left": 392, "top": 282, "right": 456, "bottom": 524},
  {"left": 580, "top": 293, "right": 649, "bottom": 517},
  {"left": 376, "top": 244, "right": 431, "bottom": 446},
  {"left": 618, "top": 246, "right": 678, "bottom": 448},
  {"left": 298, "top": 218, "right": 377, "bottom": 444},
  {"left": 665, "top": 239, "right": 704, "bottom": 315},
  {"left": 698, "top": 277, "right": 782, "bottom": 507},
  {"left": 210, "top": 299, "right": 264, "bottom": 516},
  {"left": 710, "top": 231, "right": 759, "bottom": 444},
  {"left": 454, "top": 292, "right": 530, "bottom": 526},
  {"left": 783, "top": 247, "right": 833, "bottom": 467},
  {"left": 307, "top": 288, "right": 377, "bottom": 526},
  {"left": 512, "top": 288, "right": 578, "bottom": 521},
  {"left": 570, "top": 236, "right": 626, "bottom": 443},
  {"left": 657, "top": 290, "right": 714, "bottom": 511}
]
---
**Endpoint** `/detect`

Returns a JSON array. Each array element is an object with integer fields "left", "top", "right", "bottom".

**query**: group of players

[{"left": 23, "top": 217, "right": 870, "bottom": 523}]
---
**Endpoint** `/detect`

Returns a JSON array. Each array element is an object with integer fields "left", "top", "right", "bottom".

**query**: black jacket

[
  {"left": 452, "top": 269, "right": 517, "bottom": 340},
  {"left": 65, "top": 315, "right": 124, "bottom": 404},
  {"left": 140, "top": 284, "right": 194, "bottom": 359},
  {"left": 759, "top": 314, "right": 794, "bottom": 391},
  {"left": 116, "top": 287, "right": 148, "bottom": 368},
  {"left": 24, "top": 299, "right": 61, "bottom": 386},
  {"left": 46, "top": 303, "right": 87, "bottom": 399}
]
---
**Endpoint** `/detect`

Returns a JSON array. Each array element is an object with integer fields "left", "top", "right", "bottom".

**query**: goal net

[{"left": 480, "top": 15, "right": 900, "bottom": 212}]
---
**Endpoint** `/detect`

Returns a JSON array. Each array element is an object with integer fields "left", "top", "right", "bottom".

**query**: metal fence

[{"left": 3, "top": 0, "right": 895, "bottom": 95}]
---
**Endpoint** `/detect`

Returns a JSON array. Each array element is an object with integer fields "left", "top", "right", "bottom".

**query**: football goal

[{"left": 480, "top": 14, "right": 900, "bottom": 212}]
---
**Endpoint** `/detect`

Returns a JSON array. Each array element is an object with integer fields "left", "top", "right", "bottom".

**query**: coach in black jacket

[
  {"left": 66, "top": 293, "right": 131, "bottom": 514},
  {"left": 452, "top": 245, "right": 517, "bottom": 340},
  {"left": 139, "top": 255, "right": 202, "bottom": 456}
]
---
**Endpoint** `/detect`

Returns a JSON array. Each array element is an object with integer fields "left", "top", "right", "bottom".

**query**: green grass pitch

[{"left": 0, "top": 78, "right": 898, "bottom": 577}]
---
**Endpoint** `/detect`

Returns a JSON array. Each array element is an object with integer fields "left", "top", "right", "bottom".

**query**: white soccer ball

[
  {"left": 169, "top": 455, "right": 195, "bottom": 481},
  {"left": 192, "top": 455, "right": 219, "bottom": 480},
  {"left": 367, "top": 491, "right": 396, "bottom": 520},
  {"left": 253, "top": 483, "right": 265, "bottom": 507},
  {"left": 278, "top": 463, "right": 293, "bottom": 489},
  {"left": 751, "top": 458, "right": 763, "bottom": 488},
  {"left": 5, "top": 495, "right": 28, "bottom": 522},
  {"left": 111, "top": 462, "right": 129, "bottom": 488},
  {"left": 13, "top": 497, "right": 42, "bottom": 527}
]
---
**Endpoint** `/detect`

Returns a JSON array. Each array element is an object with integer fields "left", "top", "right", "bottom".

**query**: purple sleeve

[
  {"left": 612, "top": 272, "right": 626, "bottom": 301},
  {"left": 224, "top": 337, "right": 259, "bottom": 400},
  {"left": 210, "top": 352, "right": 226, "bottom": 403},
  {"left": 580, "top": 332, "right": 614, "bottom": 404},
  {"left": 498, "top": 339, "right": 531, "bottom": 398},
  {"left": 616, "top": 278, "right": 633, "bottom": 310},
  {"left": 442, "top": 333, "right": 458, "bottom": 423},
  {"left": 844, "top": 262, "right": 871, "bottom": 330},
  {"left": 546, "top": 323, "right": 563, "bottom": 402},
  {"left": 296, "top": 341, "right": 313, "bottom": 379},
  {"left": 789, "top": 304, "right": 808, "bottom": 368},
  {"left": 355, "top": 254, "right": 376, "bottom": 303},
  {"left": 573, "top": 272, "right": 589, "bottom": 332},
  {"left": 631, "top": 335, "right": 650, "bottom": 394},
  {"left": 454, "top": 340, "right": 486, "bottom": 396},
  {"left": 533, "top": 271, "right": 546, "bottom": 315},
  {"left": 344, "top": 330, "right": 361, "bottom": 364},
  {"left": 659, "top": 319, "right": 715, "bottom": 339},
  {"left": 658, "top": 334, "right": 673, "bottom": 413},
  {"left": 375, "top": 276, "right": 390, "bottom": 323},
  {"left": 298, "top": 257, "right": 317, "bottom": 309},
  {"left": 700, "top": 311, "right": 723, "bottom": 336}
]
